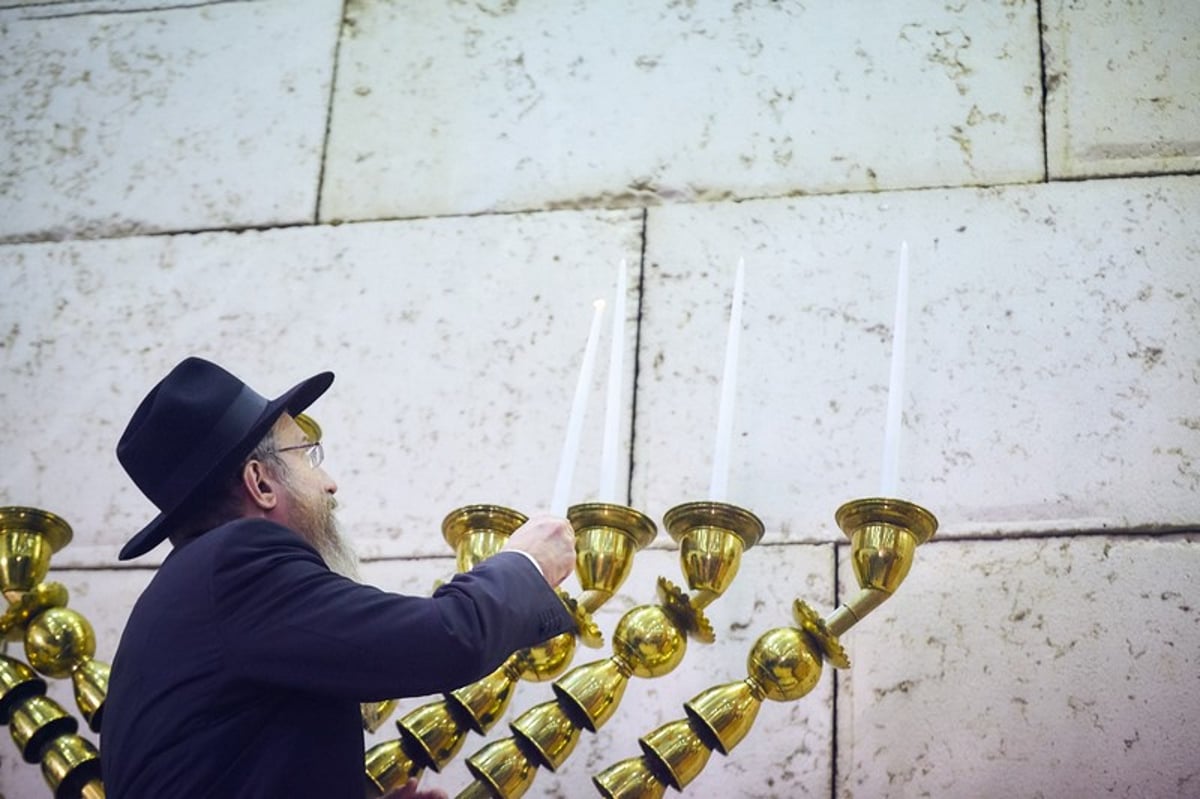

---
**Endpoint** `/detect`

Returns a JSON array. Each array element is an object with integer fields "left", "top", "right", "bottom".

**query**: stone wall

[{"left": 1, "top": 1, "right": 1196, "bottom": 796}]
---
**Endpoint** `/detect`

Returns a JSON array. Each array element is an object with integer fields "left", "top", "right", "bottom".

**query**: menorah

[
  {"left": 0, "top": 506, "right": 108, "bottom": 799},
  {"left": 363, "top": 495, "right": 935, "bottom": 798}
]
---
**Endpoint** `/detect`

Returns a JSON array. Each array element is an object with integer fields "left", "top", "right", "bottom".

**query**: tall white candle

[
  {"left": 880, "top": 241, "right": 909, "bottom": 497},
  {"left": 599, "top": 259, "right": 627, "bottom": 503},
  {"left": 551, "top": 298, "right": 607, "bottom": 516},
  {"left": 709, "top": 258, "right": 745, "bottom": 502}
]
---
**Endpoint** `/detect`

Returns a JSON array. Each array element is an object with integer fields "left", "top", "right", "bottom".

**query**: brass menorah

[
  {"left": 0, "top": 506, "right": 108, "bottom": 799},
  {"left": 365, "top": 495, "right": 934, "bottom": 798}
]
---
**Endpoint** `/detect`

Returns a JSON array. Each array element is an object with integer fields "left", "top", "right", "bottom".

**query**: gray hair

[{"left": 169, "top": 426, "right": 289, "bottom": 541}]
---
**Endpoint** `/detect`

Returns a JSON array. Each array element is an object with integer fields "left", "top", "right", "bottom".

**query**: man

[{"left": 101, "top": 357, "right": 577, "bottom": 798}]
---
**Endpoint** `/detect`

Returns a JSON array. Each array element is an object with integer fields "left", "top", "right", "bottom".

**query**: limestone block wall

[{"left": 1, "top": 1, "right": 1196, "bottom": 797}]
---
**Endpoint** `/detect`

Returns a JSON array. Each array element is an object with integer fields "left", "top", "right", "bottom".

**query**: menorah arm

[
  {"left": 592, "top": 497, "right": 938, "bottom": 798},
  {"left": 824, "top": 586, "right": 891, "bottom": 637}
]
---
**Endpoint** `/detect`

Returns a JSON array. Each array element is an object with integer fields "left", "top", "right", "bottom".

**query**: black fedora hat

[{"left": 116, "top": 357, "right": 333, "bottom": 560}]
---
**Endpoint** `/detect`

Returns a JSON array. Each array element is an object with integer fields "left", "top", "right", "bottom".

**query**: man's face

[{"left": 270, "top": 416, "right": 360, "bottom": 580}]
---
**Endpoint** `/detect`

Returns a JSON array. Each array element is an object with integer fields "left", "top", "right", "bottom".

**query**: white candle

[
  {"left": 599, "top": 259, "right": 627, "bottom": 503},
  {"left": 551, "top": 298, "right": 607, "bottom": 516},
  {"left": 709, "top": 258, "right": 745, "bottom": 502},
  {"left": 880, "top": 241, "right": 909, "bottom": 497}
]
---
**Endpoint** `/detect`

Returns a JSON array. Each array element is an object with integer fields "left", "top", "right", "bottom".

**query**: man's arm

[{"left": 209, "top": 520, "right": 576, "bottom": 700}]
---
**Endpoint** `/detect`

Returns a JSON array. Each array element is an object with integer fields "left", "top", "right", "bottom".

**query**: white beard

[{"left": 282, "top": 481, "right": 361, "bottom": 581}]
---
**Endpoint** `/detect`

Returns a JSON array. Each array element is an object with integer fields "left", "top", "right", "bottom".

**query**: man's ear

[{"left": 241, "top": 459, "right": 280, "bottom": 511}]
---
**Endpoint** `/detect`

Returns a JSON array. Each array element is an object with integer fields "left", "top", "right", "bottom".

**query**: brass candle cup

[
  {"left": 362, "top": 698, "right": 399, "bottom": 733},
  {"left": 9, "top": 694, "right": 77, "bottom": 763},
  {"left": 70, "top": 660, "right": 108, "bottom": 733},
  {"left": 0, "top": 507, "right": 72, "bottom": 597},
  {"left": 828, "top": 497, "right": 938, "bottom": 636},
  {"left": 0, "top": 654, "right": 47, "bottom": 722},
  {"left": 442, "top": 505, "right": 529, "bottom": 573},
  {"left": 836, "top": 497, "right": 937, "bottom": 592},
  {"left": 682, "top": 680, "right": 761, "bottom": 755},
  {"left": 509, "top": 699, "right": 582, "bottom": 771},
  {"left": 364, "top": 739, "right": 419, "bottom": 798},
  {"left": 294, "top": 412, "right": 322, "bottom": 444},
  {"left": 39, "top": 733, "right": 103, "bottom": 799},
  {"left": 446, "top": 657, "right": 524, "bottom": 736},
  {"left": 567, "top": 503, "right": 657, "bottom": 613},
  {"left": 465, "top": 737, "right": 539, "bottom": 799},
  {"left": 552, "top": 656, "right": 630, "bottom": 733},
  {"left": 592, "top": 756, "right": 668, "bottom": 799},
  {"left": 638, "top": 718, "right": 712, "bottom": 791},
  {"left": 396, "top": 700, "right": 471, "bottom": 772},
  {"left": 664, "top": 502, "right": 764, "bottom": 607}
]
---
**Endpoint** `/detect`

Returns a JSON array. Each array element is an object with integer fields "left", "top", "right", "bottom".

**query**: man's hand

[
  {"left": 380, "top": 777, "right": 448, "bottom": 799},
  {"left": 503, "top": 514, "right": 576, "bottom": 587}
]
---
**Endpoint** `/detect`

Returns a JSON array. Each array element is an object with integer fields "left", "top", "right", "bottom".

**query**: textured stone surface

[
  {"left": 0, "top": 209, "right": 642, "bottom": 564},
  {"left": 1044, "top": 0, "right": 1200, "bottom": 178},
  {"left": 0, "top": 0, "right": 341, "bottom": 242},
  {"left": 0, "top": 2, "right": 1196, "bottom": 798},
  {"left": 635, "top": 175, "right": 1200, "bottom": 541},
  {"left": 361, "top": 545, "right": 836, "bottom": 799},
  {"left": 322, "top": 0, "right": 1041, "bottom": 222},
  {"left": 836, "top": 535, "right": 1200, "bottom": 798}
]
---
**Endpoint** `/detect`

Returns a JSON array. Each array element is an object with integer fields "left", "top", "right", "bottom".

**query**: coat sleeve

[{"left": 208, "top": 520, "right": 575, "bottom": 700}]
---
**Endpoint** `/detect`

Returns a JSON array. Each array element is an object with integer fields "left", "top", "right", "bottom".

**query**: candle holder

[
  {"left": 455, "top": 501, "right": 764, "bottom": 799},
  {"left": 0, "top": 508, "right": 110, "bottom": 733},
  {"left": 592, "top": 497, "right": 936, "bottom": 798},
  {"left": 365, "top": 502, "right": 656, "bottom": 797},
  {"left": 0, "top": 507, "right": 106, "bottom": 799},
  {"left": 0, "top": 657, "right": 105, "bottom": 799},
  {"left": 0, "top": 507, "right": 72, "bottom": 603}
]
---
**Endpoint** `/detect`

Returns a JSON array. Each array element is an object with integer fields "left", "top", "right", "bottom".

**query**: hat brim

[{"left": 117, "top": 371, "right": 334, "bottom": 561}]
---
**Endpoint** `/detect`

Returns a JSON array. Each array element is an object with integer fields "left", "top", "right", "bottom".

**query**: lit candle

[
  {"left": 880, "top": 241, "right": 909, "bottom": 497},
  {"left": 551, "top": 298, "right": 607, "bottom": 516},
  {"left": 709, "top": 258, "right": 745, "bottom": 502},
  {"left": 599, "top": 259, "right": 627, "bottom": 503}
]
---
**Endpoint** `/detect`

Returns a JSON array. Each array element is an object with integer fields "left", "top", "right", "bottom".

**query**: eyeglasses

[{"left": 271, "top": 441, "right": 324, "bottom": 469}]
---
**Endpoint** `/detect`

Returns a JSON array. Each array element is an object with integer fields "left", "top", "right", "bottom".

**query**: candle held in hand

[{"left": 551, "top": 298, "right": 607, "bottom": 516}]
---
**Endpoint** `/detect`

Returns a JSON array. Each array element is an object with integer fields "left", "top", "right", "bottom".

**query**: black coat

[{"left": 100, "top": 518, "right": 574, "bottom": 798}]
